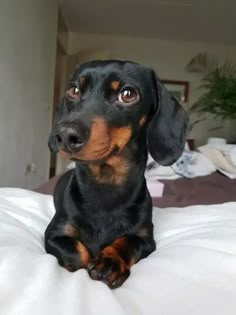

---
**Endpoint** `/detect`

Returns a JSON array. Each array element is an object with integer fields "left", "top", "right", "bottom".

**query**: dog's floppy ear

[
  {"left": 48, "top": 97, "right": 68, "bottom": 153},
  {"left": 147, "top": 71, "right": 188, "bottom": 166}
]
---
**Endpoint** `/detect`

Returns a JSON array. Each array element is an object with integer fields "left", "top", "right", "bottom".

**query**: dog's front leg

[
  {"left": 45, "top": 233, "right": 91, "bottom": 272},
  {"left": 87, "top": 235, "right": 156, "bottom": 289}
]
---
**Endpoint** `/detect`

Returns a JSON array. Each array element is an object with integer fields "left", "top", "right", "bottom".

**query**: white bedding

[{"left": 1, "top": 188, "right": 236, "bottom": 315}]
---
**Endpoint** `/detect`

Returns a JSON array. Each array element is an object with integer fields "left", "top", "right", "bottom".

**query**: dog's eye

[
  {"left": 67, "top": 87, "right": 80, "bottom": 99},
  {"left": 118, "top": 87, "right": 139, "bottom": 105}
]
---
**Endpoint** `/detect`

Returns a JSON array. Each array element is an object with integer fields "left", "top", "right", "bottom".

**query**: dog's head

[{"left": 49, "top": 60, "right": 188, "bottom": 165}]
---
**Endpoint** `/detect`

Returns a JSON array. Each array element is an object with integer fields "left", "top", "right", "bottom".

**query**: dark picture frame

[{"left": 161, "top": 80, "right": 189, "bottom": 103}]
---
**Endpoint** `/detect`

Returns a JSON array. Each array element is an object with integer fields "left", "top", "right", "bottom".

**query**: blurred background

[{"left": 0, "top": 0, "right": 236, "bottom": 188}]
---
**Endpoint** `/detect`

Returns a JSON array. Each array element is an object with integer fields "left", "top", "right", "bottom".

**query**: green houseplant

[{"left": 186, "top": 53, "right": 236, "bottom": 120}]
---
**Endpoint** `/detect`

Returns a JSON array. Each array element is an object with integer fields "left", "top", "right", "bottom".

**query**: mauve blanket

[{"left": 34, "top": 172, "right": 236, "bottom": 208}]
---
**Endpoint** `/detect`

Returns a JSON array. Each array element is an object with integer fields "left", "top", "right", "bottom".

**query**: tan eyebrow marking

[{"left": 110, "top": 80, "right": 120, "bottom": 91}]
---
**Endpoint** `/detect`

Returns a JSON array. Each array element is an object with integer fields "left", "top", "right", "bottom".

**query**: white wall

[
  {"left": 68, "top": 33, "right": 236, "bottom": 146},
  {"left": 0, "top": 0, "right": 57, "bottom": 188}
]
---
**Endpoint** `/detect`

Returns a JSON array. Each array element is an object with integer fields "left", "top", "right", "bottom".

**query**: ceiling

[{"left": 59, "top": 0, "right": 236, "bottom": 45}]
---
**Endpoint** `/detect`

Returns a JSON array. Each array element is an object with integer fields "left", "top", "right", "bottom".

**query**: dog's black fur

[{"left": 45, "top": 60, "right": 187, "bottom": 288}]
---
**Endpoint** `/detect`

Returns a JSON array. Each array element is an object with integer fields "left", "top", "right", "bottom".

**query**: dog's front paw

[{"left": 87, "top": 247, "right": 130, "bottom": 289}]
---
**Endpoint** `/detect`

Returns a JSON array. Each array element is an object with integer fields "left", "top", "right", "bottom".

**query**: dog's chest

[{"left": 78, "top": 207, "right": 139, "bottom": 256}]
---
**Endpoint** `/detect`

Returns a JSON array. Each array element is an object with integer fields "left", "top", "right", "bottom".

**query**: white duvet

[{"left": 0, "top": 188, "right": 236, "bottom": 315}]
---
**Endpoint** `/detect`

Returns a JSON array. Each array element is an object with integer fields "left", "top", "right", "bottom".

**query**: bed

[{"left": 1, "top": 187, "right": 236, "bottom": 315}]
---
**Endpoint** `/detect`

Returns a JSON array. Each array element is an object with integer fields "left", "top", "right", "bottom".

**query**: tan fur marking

[
  {"left": 102, "top": 246, "right": 117, "bottom": 257},
  {"left": 74, "top": 117, "right": 111, "bottom": 161},
  {"left": 109, "top": 126, "right": 132, "bottom": 152},
  {"left": 107, "top": 237, "right": 136, "bottom": 268},
  {"left": 74, "top": 121, "right": 131, "bottom": 162},
  {"left": 89, "top": 155, "right": 128, "bottom": 185},
  {"left": 106, "top": 155, "right": 128, "bottom": 184},
  {"left": 112, "top": 238, "right": 136, "bottom": 268},
  {"left": 86, "top": 125, "right": 131, "bottom": 184},
  {"left": 76, "top": 241, "right": 91, "bottom": 268},
  {"left": 110, "top": 80, "right": 120, "bottom": 91},
  {"left": 112, "top": 236, "right": 127, "bottom": 249},
  {"left": 139, "top": 116, "right": 146, "bottom": 126},
  {"left": 64, "top": 224, "right": 78, "bottom": 238}
]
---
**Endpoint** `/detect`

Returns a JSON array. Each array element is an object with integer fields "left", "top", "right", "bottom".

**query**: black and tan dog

[{"left": 45, "top": 60, "right": 187, "bottom": 288}]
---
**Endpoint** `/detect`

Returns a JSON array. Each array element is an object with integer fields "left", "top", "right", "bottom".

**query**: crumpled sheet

[
  {"left": 145, "top": 150, "right": 216, "bottom": 180},
  {"left": 1, "top": 188, "right": 236, "bottom": 315},
  {"left": 199, "top": 145, "right": 236, "bottom": 179}
]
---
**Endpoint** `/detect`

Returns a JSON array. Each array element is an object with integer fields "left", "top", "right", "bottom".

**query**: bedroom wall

[
  {"left": 67, "top": 32, "right": 236, "bottom": 147},
  {"left": 0, "top": 0, "right": 57, "bottom": 188}
]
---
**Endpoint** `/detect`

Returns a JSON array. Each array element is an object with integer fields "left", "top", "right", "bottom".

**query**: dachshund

[{"left": 45, "top": 60, "right": 187, "bottom": 289}]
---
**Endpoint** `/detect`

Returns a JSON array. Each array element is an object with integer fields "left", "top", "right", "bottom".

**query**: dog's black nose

[{"left": 55, "top": 124, "right": 85, "bottom": 153}]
